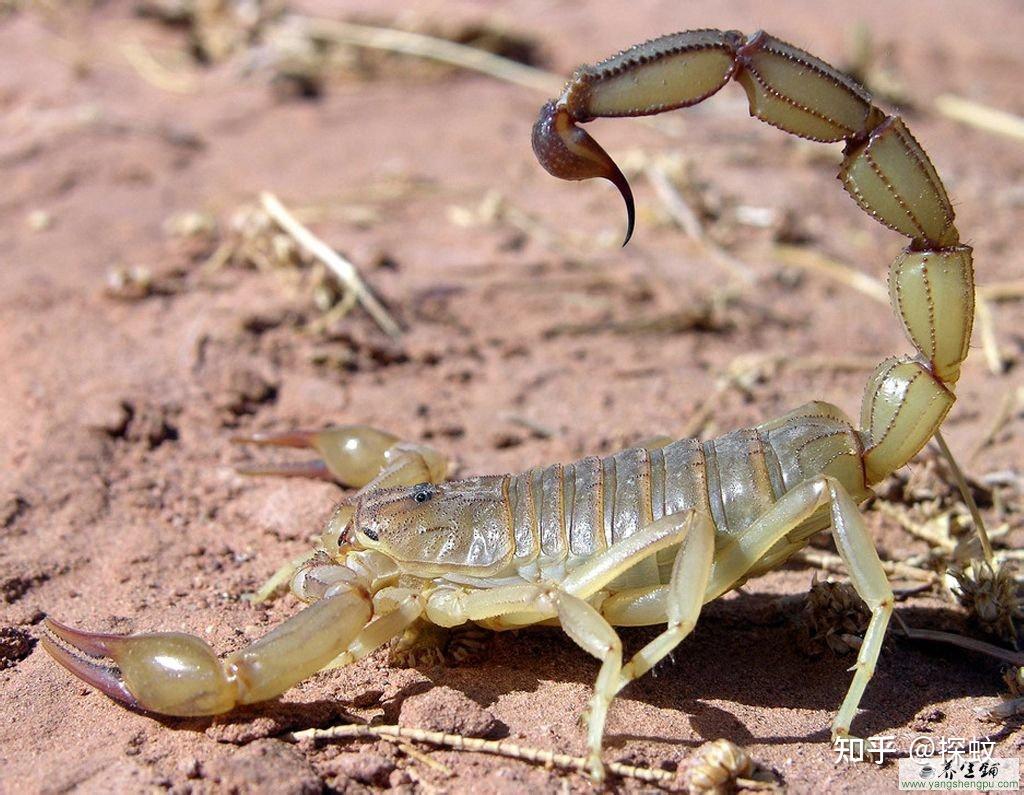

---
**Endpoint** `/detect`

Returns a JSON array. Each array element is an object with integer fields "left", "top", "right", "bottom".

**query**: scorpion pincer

[{"left": 44, "top": 29, "right": 974, "bottom": 780}]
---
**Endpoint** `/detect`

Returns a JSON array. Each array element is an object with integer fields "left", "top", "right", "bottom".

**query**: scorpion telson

[{"left": 44, "top": 28, "right": 976, "bottom": 782}]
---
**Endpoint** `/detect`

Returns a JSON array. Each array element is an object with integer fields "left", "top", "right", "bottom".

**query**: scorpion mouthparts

[
  {"left": 41, "top": 618, "right": 141, "bottom": 710},
  {"left": 532, "top": 101, "right": 636, "bottom": 246}
]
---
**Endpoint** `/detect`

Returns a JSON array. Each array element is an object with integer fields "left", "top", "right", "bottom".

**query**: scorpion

[{"left": 43, "top": 29, "right": 975, "bottom": 780}]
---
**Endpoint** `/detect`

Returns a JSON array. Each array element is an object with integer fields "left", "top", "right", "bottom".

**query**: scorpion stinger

[{"left": 532, "top": 101, "right": 635, "bottom": 245}]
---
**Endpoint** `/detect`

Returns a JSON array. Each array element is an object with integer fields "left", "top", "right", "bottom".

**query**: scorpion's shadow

[{"left": 415, "top": 589, "right": 1005, "bottom": 749}]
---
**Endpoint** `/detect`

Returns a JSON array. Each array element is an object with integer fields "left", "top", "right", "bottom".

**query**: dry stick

[
  {"left": 645, "top": 163, "right": 756, "bottom": 284},
  {"left": 970, "top": 386, "right": 1020, "bottom": 463},
  {"left": 892, "top": 621, "right": 1024, "bottom": 667},
  {"left": 981, "top": 280, "right": 1024, "bottom": 301},
  {"left": 772, "top": 244, "right": 889, "bottom": 304},
  {"left": 301, "top": 18, "right": 681, "bottom": 140},
  {"left": 933, "top": 430, "right": 995, "bottom": 564},
  {"left": 288, "top": 724, "right": 674, "bottom": 785},
  {"left": 304, "top": 18, "right": 563, "bottom": 95},
  {"left": 975, "top": 295, "right": 1007, "bottom": 375},
  {"left": 935, "top": 94, "right": 1024, "bottom": 142},
  {"left": 790, "top": 548, "right": 937, "bottom": 584},
  {"left": 260, "top": 192, "right": 402, "bottom": 338},
  {"left": 120, "top": 40, "right": 198, "bottom": 94}
]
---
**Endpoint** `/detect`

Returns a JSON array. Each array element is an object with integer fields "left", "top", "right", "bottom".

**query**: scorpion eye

[
  {"left": 361, "top": 527, "right": 379, "bottom": 542},
  {"left": 411, "top": 483, "right": 435, "bottom": 504}
]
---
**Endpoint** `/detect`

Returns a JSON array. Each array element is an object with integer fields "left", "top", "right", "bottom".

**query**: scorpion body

[{"left": 43, "top": 28, "right": 975, "bottom": 780}]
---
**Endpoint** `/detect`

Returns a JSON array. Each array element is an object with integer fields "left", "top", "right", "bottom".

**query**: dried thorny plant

[
  {"left": 135, "top": 1, "right": 546, "bottom": 98},
  {"left": 798, "top": 576, "right": 871, "bottom": 657},
  {"left": 950, "top": 560, "right": 1024, "bottom": 645},
  {"left": 136, "top": 0, "right": 286, "bottom": 63}
]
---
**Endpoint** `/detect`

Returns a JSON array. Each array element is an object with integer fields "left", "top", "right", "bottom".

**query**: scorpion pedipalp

[
  {"left": 43, "top": 579, "right": 376, "bottom": 717},
  {"left": 233, "top": 425, "right": 447, "bottom": 490}
]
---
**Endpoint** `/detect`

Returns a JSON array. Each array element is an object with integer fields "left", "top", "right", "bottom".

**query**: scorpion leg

[
  {"left": 602, "top": 513, "right": 715, "bottom": 689},
  {"left": 703, "top": 475, "right": 894, "bottom": 739},
  {"left": 435, "top": 510, "right": 705, "bottom": 779}
]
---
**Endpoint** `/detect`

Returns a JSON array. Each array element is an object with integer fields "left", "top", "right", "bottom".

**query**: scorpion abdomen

[{"left": 505, "top": 401, "right": 867, "bottom": 593}]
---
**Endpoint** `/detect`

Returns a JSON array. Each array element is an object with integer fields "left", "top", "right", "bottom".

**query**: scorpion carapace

[{"left": 43, "top": 29, "right": 974, "bottom": 781}]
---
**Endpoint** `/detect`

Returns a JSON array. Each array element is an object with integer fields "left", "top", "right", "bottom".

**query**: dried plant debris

[
  {"left": 684, "top": 739, "right": 774, "bottom": 795},
  {"left": 798, "top": 577, "right": 871, "bottom": 657},
  {"left": 950, "top": 560, "right": 1023, "bottom": 644},
  {"left": 873, "top": 446, "right": 1019, "bottom": 568},
  {"left": 388, "top": 622, "right": 492, "bottom": 669},
  {"left": 976, "top": 666, "right": 1024, "bottom": 723},
  {"left": 135, "top": 2, "right": 546, "bottom": 98},
  {"left": 136, "top": 0, "right": 286, "bottom": 64},
  {"left": 841, "top": 24, "right": 914, "bottom": 108},
  {"left": 104, "top": 264, "right": 188, "bottom": 301},
  {"left": 1003, "top": 665, "right": 1024, "bottom": 698}
]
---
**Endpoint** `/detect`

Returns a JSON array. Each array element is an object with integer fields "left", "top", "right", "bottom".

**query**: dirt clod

[
  {"left": 202, "top": 739, "right": 322, "bottom": 794},
  {"left": 0, "top": 626, "right": 35, "bottom": 669},
  {"left": 398, "top": 686, "right": 504, "bottom": 739},
  {"left": 327, "top": 751, "right": 396, "bottom": 786}
]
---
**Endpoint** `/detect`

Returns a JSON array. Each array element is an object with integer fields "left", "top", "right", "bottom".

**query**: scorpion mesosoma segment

[{"left": 44, "top": 29, "right": 974, "bottom": 780}]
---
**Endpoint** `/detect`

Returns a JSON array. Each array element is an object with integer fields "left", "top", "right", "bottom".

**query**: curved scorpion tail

[{"left": 532, "top": 29, "right": 973, "bottom": 485}]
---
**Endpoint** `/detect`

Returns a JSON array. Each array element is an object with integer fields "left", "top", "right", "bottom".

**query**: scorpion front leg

[{"left": 41, "top": 582, "right": 374, "bottom": 717}]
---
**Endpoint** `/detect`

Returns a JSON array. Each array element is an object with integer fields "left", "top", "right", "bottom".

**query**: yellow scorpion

[{"left": 44, "top": 29, "right": 974, "bottom": 780}]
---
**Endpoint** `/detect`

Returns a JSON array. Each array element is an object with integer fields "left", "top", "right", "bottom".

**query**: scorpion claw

[
  {"left": 231, "top": 430, "right": 334, "bottom": 481},
  {"left": 41, "top": 617, "right": 237, "bottom": 716},
  {"left": 41, "top": 618, "right": 141, "bottom": 709},
  {"left": 532, "top": 101, "right": 635, "bottom": 246},
  {"left": 233, "top": 425, "right": 404, "bottom": 487}
]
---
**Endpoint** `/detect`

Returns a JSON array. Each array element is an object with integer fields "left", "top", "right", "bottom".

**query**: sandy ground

[{"left": 2, "top": 1, "right": 1023, "bottom": 792}]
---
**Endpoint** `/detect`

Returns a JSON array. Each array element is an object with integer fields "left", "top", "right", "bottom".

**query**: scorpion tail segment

[
  {"left": 42, "top": 618, "right": 236, "bottom": 716},
  {"left": 233, "top": 425, "right": 402, "bottom": 488},
  {"left": 532, "top": 101, "right": 635, "bottom": 245}
]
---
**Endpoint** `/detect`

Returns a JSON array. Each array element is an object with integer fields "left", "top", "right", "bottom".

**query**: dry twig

[
  {"left": 260, "top": 192, "right": 401, "bottom": 338},
  {"left": 304, "top": 18, "right": 562, "bottom": 94},
  {"left": 288, "top": 723, "right": 674, "bottom": 784},
  {"left": 935, "top": 94, "right": 1024, "bottom": 142}
]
